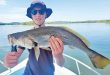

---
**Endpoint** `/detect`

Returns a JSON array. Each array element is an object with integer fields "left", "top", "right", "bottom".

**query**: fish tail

[{"left": 88, "top": 49, "right": 110, "bottom": 69}]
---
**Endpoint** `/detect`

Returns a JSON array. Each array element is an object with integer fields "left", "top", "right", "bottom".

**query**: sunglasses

[{"left": 31, "top": 9, "right": 46, "bottom": 15}]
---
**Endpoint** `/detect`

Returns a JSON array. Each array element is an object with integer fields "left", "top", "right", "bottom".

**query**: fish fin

[
  {"left": 69, "top": 45, "right": 75, "bottom": 49},
  {"left": 59, "top": 26, "right": 91, "bottom": 47},
  {"left": 88, "top": 52, "right": 110, "bottom": 69},
  {"left": 34, "top": 46, "right": 40, "bottom": 61}
]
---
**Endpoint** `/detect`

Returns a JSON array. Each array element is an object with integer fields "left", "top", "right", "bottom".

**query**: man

[{"left": 4, "top": 1, "right": 65, "bottom": 75}]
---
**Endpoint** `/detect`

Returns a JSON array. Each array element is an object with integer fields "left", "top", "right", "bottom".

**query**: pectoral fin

[
  {"left": 89, "top": 53, "right": 110, "bottom": 69},
  {"left": 34, "top": 46, "right": 40, "bottom": 61}
]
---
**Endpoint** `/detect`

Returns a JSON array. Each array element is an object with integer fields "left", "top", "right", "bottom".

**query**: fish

[{"left": 8, "top": 26, "right": 110, "bottom": 69}]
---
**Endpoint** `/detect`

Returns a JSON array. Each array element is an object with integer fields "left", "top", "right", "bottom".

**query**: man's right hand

[{"left": 4, "top": 48, "right": 23, "bottom": 68}]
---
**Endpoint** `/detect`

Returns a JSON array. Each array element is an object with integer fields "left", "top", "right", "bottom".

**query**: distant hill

[
  {"left": 0, "top": 22, "right": 21, "bottom": 25},
  {"left": 73, "top": 19, "right": 110, "bottom": 23},
  {"left": 22, "top": 20, "right": 110, "bottom": 25},
  {"left": 46, "top": 21, "right": 74, "bottom": 24},
  {"left": 21, "top": 19, "right": 110, "bottom": 25},
  {"left": 22, "top": 21, "right": 34, "bottom": 25},
  {"left": 0, "top": 22, "right": 5, "bottom": 25},
  {"left": 0, "top": 19, "right": 110, "bottom": 25}
]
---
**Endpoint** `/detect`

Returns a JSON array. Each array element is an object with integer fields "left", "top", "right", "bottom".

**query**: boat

[{"left": 0, "top": 54, "right": 101, "bottom": 75}]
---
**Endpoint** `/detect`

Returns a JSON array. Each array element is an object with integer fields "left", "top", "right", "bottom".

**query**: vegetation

[
  {"left": 22, "top": 21, "right": 34, "bottom": 25},
  {"left": 97, "top": 19, "right": 110, "bottom": 23}
]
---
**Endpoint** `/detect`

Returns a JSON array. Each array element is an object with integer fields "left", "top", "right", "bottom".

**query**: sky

[{"left": 0, "top": 0, "right": 110, "bottom": 22}]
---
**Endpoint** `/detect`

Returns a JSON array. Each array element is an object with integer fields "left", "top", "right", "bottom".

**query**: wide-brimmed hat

[{"left": 26, "top": 1, "right": 53, "bottom": 19}]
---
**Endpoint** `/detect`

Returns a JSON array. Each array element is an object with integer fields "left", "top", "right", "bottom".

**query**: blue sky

[{"left": 0, "top": 0, "right": 110, "bottom": 22}]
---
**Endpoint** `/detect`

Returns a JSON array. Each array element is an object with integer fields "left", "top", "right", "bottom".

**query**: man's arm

[{"left": 49, "top": 36, "right": 65, "bottom": 67}]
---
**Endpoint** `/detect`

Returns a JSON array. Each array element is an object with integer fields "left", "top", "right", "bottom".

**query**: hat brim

[{"left": 45, "top": 8, "right": 52, "bottom": 18}]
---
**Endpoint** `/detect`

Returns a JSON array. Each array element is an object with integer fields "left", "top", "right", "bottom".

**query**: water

[{"left": 0, "top": 23, "right": 110, "bottom": 75}]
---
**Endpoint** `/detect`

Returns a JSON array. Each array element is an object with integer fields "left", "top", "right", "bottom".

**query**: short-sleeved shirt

[{"left": 18, "top": 46, "right": 55, "bottom": 75}]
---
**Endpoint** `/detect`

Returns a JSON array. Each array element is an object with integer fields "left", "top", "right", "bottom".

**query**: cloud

[
  {"left": 0, "top": 0, "right": 7, "bottom": 5},
  {"left": 0, "top": 7, "right": 30, "bottom": 22},
  {"left": 0, "top": 14, "right": 31, "bottom": 22},
  {"left": 9, "top": 7, "right": 27, "bottom": 13}
]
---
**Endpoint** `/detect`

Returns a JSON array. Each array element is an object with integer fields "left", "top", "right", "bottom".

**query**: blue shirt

[{"left": 23, "top": 48, "right": 55, "bottom": 75}]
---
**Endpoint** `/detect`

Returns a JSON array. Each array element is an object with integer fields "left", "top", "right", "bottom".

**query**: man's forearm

[{"left": 54, "top": 54, "right": 65, "bottom": 67}]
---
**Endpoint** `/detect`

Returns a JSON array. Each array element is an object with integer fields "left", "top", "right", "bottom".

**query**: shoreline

[{"left": 0, "top": 20, "right": 110, "bottom": 25}]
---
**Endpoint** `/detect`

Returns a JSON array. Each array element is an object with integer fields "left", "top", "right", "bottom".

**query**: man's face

[{"left": 31, "top": 8, "right": 46, "bottom": 27}]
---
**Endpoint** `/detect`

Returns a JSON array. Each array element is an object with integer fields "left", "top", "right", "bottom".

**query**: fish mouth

[{"left": 8, "top": 35, "right": 14, "bottom": 45}]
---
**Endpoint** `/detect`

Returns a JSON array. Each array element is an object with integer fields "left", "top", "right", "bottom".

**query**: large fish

[{"left": 8, "top": 26, "right": 110, "bottom": 69}]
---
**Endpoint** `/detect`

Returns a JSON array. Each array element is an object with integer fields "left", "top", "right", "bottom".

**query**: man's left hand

[{"left": 49, "top": 36, "right": 64, "bottom": 57}]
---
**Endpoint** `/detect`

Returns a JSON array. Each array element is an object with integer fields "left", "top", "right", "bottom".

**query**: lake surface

[{"left": 0, "top": 23, "right": 110, "bottom": 75}]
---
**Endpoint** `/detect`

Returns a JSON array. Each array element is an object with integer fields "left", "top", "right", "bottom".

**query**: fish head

[
  {"left": 8, "top": 34, "right": 34, "bottom": 49},
  {"left": 8, "top": 35, "right": 16, "bottom": 45}
]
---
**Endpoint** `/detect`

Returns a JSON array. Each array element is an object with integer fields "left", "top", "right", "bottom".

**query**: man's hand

[
  {"left": 49, "top": 36, "right": 65, "bottom": 66},
  {"left": 4, "top": 48, "right": 23, "bottom": 68}
]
